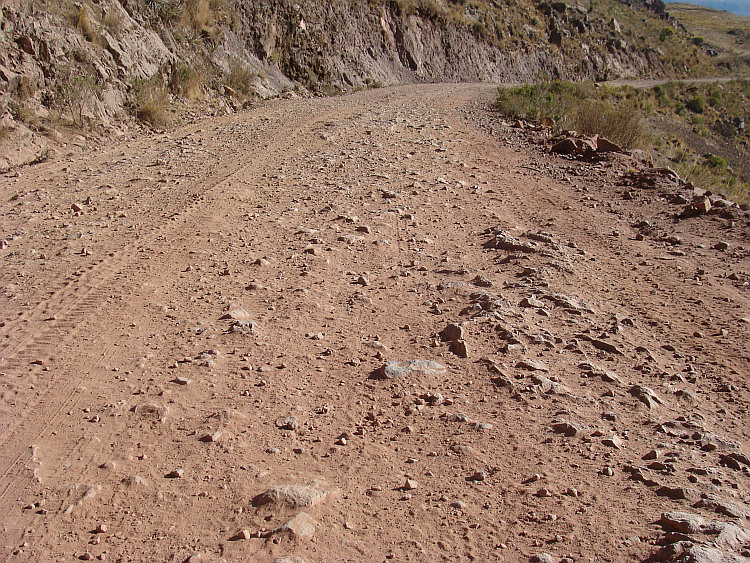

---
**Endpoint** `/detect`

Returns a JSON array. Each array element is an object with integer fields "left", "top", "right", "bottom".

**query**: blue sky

[{"left": 664, "top": 0, "right": 750, "bottom": 17}]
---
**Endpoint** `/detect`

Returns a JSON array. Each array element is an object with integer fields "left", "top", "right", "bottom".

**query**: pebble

[{"left": 165, "top": 469, "right": 184, "bottom": 479}]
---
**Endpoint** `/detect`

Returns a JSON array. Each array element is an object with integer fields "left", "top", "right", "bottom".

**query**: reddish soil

[{"left": 1, "top": 84, "right": 748, "bottom": 563}]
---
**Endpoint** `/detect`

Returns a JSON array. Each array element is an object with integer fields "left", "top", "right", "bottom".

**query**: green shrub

[
  {"left": 686, "top": 95, "right": 706, "bottom": 113},
  {"left": 705, "top": 154, "right": 728, "bottom": 169}
]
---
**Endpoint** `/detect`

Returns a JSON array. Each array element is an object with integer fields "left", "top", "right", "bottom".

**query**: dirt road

[{"left": 1, "top": 84, "right": 748, "bottom": 562}]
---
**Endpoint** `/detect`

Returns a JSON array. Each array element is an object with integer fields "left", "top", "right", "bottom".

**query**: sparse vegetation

[
  {"left": 224, "top": 57, "right": 257, "bottom": 98},
  {"left": 494, "top": 81, "right": 645, "bottom": 149},
  {"left": 494, "top": 79, "right": 750, "bottom": 202},
  {"left": 55, "top": 67, "right": 101, "bottom": 128},
  {"left": 129, "top": 74, "right": 171, "bottom": 127},
  {"left": 170, "top": 63, "right": 204, "bottom": 100}
]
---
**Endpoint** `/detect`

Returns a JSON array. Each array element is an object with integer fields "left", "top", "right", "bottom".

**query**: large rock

[{"left": 252, "top": 484, "right": 327, "bottom": 508}]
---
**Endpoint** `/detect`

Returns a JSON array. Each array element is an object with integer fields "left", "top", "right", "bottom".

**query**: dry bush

[
  {"left": 104, "top": 5, "right": 126, "bottom": 37},
  {"left": 573, "top": 101, "right": 644, "bottom": 149},
  {"left": 130, "top": 75, "right": 171, "bottom": 127},
  {"left": 224, "top": 58, "right": 256, "bottom": 97},
  {"left": 77, "top": 5, "right": 101, "bottom": 45},
  {"left": 55, "top": 68, "right": 100, "bottom": 128},
  {"left": 170, "top": 63, "right": 204, "bottom": 99}
]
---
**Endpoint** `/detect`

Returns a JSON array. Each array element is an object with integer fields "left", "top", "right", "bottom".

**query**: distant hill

[{"left": 666, "top": 0, "right": 750, "bottom": 17}]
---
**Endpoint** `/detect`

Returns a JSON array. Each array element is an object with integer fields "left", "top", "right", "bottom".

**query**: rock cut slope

[{"left": 0, "top": 84, "right": 749, "bottom": 562}]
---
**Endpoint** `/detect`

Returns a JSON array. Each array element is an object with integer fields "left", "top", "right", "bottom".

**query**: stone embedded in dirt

[
  {"left": 694, "top": 494, "right": 750, "bottom": 520},
  {"left": 99, "top": 461, "right": 116, "bottom": 471},
  {"left": 231, "top": 529, "right": 252, "bottom": 540},
  {"left": 600, "top": 370, "right": 623, "bottom": 385},
  {"left": 252, "top": 484, "right": 327, "bottom": 508},
  {"left": 535, "top": 488, "right": 554, "bottom": 498},
  {"left": 482, "top": 229, "right": 537, "bottom": 253},
  {"left": 602, "top": 435, "right": 623, "bottom": 449},
  {"left": 520, "top": 296, "right": 545, "bottom": 308},
  {"left": 122, "top": 475, "right": 146, "bottom": 487},
  {"left": 531, "top": 374, "right": 570, "bottom": 395},
  {"left": 630, "top": 385, "right": 664, "bottom": 408},
  {"left": 552, "top": 422, "right": 581, "bottom": 437},
  {"left": 131, "top": 403, "right": 169, "bottom": 421},
  {"left": 472, "top": 275, "right": 493, "bottom": 287},
  {"left": 165, "top": 469, "right": 184, "bottom": 479},
  {"left": 576, "top": 335, "right": 622, "bottom": 355},
  {"left": 199, "top": 431, "right": 225, "bottom": 443},
  {"left": 372, "top": 360, "right": 447, "bottom": 380},
  {"left": 269, "top": 512, "right": 317, "bottom": 540},
  {"left": 171, "top": 376, "right": 191, "bottom": 385},
  {"left": 221, "top": 307, "right": 253, "bottom": 321},
  {"left": 397, "top": 478, "right": 418, "bottom": 492},
  {"left": 529, "top": 554, "right": 556, "bottom": 563},
  {"left": 660, "top": 512, "right": 724, "bottom": 534},
  {"left": 449, "top": 339, "right": 469, "bottom": 358},
  {"left": 651, "top": 540, "right": 746, "bottom": 563},
  {"left": 274, "top": 557, "right": 308, "bottom": 563},
  {"left": 656, "top": 486, "right": 694, "bottom": 500},
  {"left": 440, "top": 323, "right": 464, "bottom": 342},
  {"left": 517, "top": 359, "right": 549, "bottom": 372},
  {"left": 275, "top": 416, "right": 299, "bottom": 430}
]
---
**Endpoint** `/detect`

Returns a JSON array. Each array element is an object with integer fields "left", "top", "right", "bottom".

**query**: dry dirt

[{"left": 0, "top": 84, "right": 749, "bottom": 563}]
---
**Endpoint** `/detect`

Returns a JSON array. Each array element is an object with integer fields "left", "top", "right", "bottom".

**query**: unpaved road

[{"left": 1, "top": 84, "right": 749, "bottom": 562}]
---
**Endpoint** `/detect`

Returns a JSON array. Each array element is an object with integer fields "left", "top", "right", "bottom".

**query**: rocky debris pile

[{"left": 550, "top": 133, "right": 624, "bottom": 159}]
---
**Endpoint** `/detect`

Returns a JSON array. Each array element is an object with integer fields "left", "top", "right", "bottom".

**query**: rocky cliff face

[{"left": 0, "top": 0, "right": 695, "bottom": 132}]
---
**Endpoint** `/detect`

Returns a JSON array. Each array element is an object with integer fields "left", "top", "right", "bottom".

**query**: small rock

[
  {"left": 440, "top": 323, "right": 464, "bottom": 342},
  {"left": 472, "top": 275, "right": 493, "bottom": 287},
  {"left": 520, "top": 296, "right": 545, "bottom": 308},
  {"left": 231, "top": 529, "right": 252, "bottom": 540},
  {"left": 199, "top": 431, "right": 225, "bottom": 443},
  {"left": 404, "top": 479, "right": 419, "bottom": 490},
  {"left": 372, "top": 360, "right": 447, "bottom": 380},
  {"left": 165, "top": 469, "right": 184, "bottom": 479},
  {"left": 252, "top": 484, "right": 327, "bottom": 508},
  {"left": 468, "top": 470, "right": 487, "bottom": 482},
  {"left": 603, "top": 435, "right": 624, "bottom": 449},
  {"left": 630, "top": 385, "right": 664, "bottom": 408},
  {"left": 552, "top": 422, "right": 581, "bottom": 437},
  {"left": 517, "top": 359, "right": 549, "bottom": 372},
  {"left": 275, "top": 417, "right": 299, "bottom": 431},
  {"left": 269, "top": 512, "right": 317, "bottom": 540}
]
